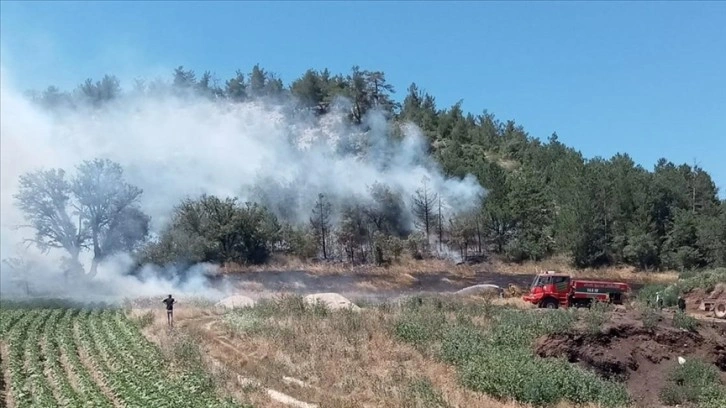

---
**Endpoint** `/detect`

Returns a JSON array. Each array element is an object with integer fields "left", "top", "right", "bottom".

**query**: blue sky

[{"left": 2, "top": 1, "right": 725, "bottom": 197}]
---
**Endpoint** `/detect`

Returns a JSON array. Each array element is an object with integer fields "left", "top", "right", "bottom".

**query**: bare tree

[
  {"left": 411, "top": 177, "right": 438, "bottom": 240},
  {"left": 310, "top": 193, "right": 332, "bottom": 259}
]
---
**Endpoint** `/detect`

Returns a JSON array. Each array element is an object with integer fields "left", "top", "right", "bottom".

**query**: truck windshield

[{"left": 530, "top": 275, "right": 553, "bottom": 289}]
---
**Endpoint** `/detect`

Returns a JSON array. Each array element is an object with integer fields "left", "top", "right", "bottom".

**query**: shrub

[
  {"left": 639, "top": 306, "right": 661, "bottom": 330},
  {"left": 584, "top": 301, "right": 610, "bottom": 335},
  {"left": 672, "top": 311, "right": 698, "bottom": 332},
  {"left": 135, "top": 310, "right": 155, "bottom": 328},
  {"left": 660, "top": 358, "right": 725, "bottom": 406},
  {"left": 391, "top": 302, "right": 627, "bottom": 407},
  {"left": 459, "top": 349, "right": 630, "bottom": 407},
  {"left": 222, "top": 310, "right": 264, "bottom": 334}
]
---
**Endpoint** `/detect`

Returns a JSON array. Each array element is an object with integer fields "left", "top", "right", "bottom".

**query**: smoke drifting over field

[{"left": 0, "top": 65, "right": 485, "bottom": 301}]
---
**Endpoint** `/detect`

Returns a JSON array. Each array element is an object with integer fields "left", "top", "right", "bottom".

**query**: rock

[
  {"left": 215, "top": 295, "right": 255, "bottom": 310},
  {"left": 303, "top": 293, "right": 361, "bottom": 311}
]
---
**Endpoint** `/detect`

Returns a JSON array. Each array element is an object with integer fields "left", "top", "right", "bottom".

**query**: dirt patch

[{"left": 534, "top": 311, "right": 726, "bottom": 407}]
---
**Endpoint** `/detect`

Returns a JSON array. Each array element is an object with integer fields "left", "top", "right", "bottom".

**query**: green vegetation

[
  {"left": 638, "top": 267, "right": 726, "bottom": 307},
  {"left": 0, "top": 304, "right": 246, "bottom": 408},
  {"left": 222, "top": 295, "right": 629, "bottom": 407},
  {"left": 659, "top": 358, "right": 726, "bottom": 408},
  {"left": 392, "top": 298, "right": 629, "bottom": 408},
  {"left": 18, "top": 65, "right": 726, "bottom": 273},
  {"left": 671, "top": 311, "right": 699, "bottom": 331}
]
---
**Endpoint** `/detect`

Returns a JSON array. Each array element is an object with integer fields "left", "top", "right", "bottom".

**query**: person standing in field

[{"left": 163, "top": 294, "right": 176, "bottom": 327}]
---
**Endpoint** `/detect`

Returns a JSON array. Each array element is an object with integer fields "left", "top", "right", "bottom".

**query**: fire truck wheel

[
  {"left": 715, "top": 302, "right": 726, "bottom": 319},
  {"left": 540, "top": 298, "right": 559, "bottom": 309}
]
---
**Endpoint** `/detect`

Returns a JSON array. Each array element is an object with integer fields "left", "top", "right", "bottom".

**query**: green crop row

[{"left": 0, "top": 307, "right": 246, "bottom": 408}]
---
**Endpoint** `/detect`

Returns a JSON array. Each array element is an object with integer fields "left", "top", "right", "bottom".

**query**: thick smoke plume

[{"left": 0, "top": 65, "right": 485, "bottom": 302}]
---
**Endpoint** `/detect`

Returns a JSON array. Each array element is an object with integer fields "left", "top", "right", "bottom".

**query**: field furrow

[
  {"left": 72, "top": 309, "right": 123, "bottom": 408},
  {"left": 23, "top": 309, "right": 57, "bottom": 407},
  {"left": 42, "top": 308, "right": 84, "bottom": 407},
  {"left": 7, "top": 310, "right": 37, "bottom": 407},
  {"left": 2, "top": 305, "right": 243, "bottom": 408}
]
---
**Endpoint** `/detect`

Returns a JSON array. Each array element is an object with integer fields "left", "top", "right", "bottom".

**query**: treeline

[{"left": 22, "top": 64, "right": 726, "bottom": 271}]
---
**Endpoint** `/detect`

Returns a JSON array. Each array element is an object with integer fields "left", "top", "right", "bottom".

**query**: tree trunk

[
  {"left": 476, "top": 217, "right": 482, "bottom": 254},
  {"left": 89, "top": 225, "right": 101, "bottom": 279}
]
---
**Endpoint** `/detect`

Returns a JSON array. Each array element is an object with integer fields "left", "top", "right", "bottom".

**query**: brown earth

[
  {"left": 534, "top": 309, "right": 726, "bottom": 408},
  {"left": 684, "top": 284, "right": 726, "bottom": 317},
  {"left": 133, "top": 306, "right": 593, "bottom": 408}
]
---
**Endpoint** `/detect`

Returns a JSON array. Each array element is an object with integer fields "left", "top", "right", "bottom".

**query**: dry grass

[
  {"left": 220, "top": 255, "right": 478, "bottom": 278},
  {"left": 218, "top": 254, "right": 678, "bottom": 287},
  {"left": 130, "top": 301, "right": 612, "bottom": 408},
  {"left": 489, "top": 256, "right": 678, "bottom": 285}
]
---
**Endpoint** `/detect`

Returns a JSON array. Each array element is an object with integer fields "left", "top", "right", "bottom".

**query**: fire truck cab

[{"left": 522, "top": 271, "right": 631, "bottom": 309}]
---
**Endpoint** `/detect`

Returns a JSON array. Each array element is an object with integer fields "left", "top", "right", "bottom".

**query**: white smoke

[{"left": 0, "top": 65, "right": 486, "bottom": 302}]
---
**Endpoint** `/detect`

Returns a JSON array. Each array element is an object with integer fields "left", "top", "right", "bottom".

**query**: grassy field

[
  {"left": 205, "top": 295, "right": 633, "bottom": 408},
  {"left": 0, "top": 302, "right": 247, "bottom": 408},
  {"left": 1, "top": 267, "right": 722, "bottom": 408}
]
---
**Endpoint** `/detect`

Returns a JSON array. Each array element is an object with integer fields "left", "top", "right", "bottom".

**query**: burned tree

[
  {"left": 411, "top": 177, "right": 438, "bottom": 240},
  {"left": 310, "top": 193, "right": 332, "bottom": 259}
]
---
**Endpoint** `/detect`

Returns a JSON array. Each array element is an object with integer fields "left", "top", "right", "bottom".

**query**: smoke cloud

[{"left": 0, "top": 65, "right": 486, "bottom": 303}]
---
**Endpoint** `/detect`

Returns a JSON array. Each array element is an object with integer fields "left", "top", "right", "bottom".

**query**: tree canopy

[{"left": 20, "top": 64, "right": 726, "bottom": 272}]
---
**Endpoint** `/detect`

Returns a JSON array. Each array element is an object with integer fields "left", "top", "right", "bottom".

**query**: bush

[
  {"left": 391, "top": 302, "right": 628, "bottom": 407},
  {"left": 660, "top": 358, "right": 725, "bottom": 406},
  {"left": 672, "top": 311, "right": 698, "bottom": 332},
  {"left": 459, "top": 348, "right": 629, "bottom": 407},
  {"left": 583, "top": 301, "right": 611, "bottom": 335},
  {"left": 639, "top": 306, "right": 661, "bottom": 330}
]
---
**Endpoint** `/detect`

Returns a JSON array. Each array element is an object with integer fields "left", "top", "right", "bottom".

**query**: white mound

[
  {"left": 455, "top": 284, "right": 503, "bottom": 297},
  {"left": 215, "top": 295, "right": 256, "bottom": 310},
  {"left": 304, "top": 293, "right": 361, "bottom": 311}
]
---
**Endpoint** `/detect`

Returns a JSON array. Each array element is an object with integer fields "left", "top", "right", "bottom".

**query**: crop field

[{"left": 0, "top": 305, "right": 244, "bottom": 408}]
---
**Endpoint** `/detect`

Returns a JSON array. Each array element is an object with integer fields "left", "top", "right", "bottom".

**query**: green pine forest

[{"left": 22, "top": 65, "right": 726, "bottom": 274}]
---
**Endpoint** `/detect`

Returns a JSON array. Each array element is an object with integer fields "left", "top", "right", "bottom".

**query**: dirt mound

[
  {"left": 303, "top": 293, "right": 361, "bottom": 311},
  {"left": 215, "top": 295, "right": 256, "bottom": 310},
  {"left": 534, "top": 315, "right": 726, "bottom": 407}
]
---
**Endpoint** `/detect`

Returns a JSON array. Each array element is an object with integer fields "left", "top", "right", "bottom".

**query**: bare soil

[{"left": 534, "top": 309, "right": 726, "bottom": 408}]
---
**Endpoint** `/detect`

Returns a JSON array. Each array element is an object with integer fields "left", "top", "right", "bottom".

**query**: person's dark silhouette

[
  {"left": 677, "top": 296, "right": 686, "bottom": 313},
  {"left": 162, "top": 294, "right": 176, "bottom": 327}
]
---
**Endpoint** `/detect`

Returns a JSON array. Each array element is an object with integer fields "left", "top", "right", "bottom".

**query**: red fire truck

[{"left": 522, "top": 271, "right": 631, "bottom": 309}]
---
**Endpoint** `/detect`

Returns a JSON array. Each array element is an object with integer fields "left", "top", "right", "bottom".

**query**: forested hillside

[{"left": 21, "top": 65, "right": 726, "bottom": 273}]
